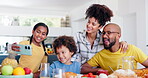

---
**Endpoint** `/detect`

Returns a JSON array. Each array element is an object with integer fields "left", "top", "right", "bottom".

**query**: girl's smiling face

[
  {"left": 56, "top": 45, "right": 74, "bottom": 65},
  {"left": 32, "top": 26, "right": 47, "bottom": 45}
]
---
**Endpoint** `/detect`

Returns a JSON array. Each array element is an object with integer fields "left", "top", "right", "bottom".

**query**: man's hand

[{"left": 81, "top": 63, "right": 101, "bottom": 74}]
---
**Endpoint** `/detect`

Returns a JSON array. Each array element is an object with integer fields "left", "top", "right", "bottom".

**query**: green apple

[{"left": 1, "top": 65, "right": 13, "bottom": 75}]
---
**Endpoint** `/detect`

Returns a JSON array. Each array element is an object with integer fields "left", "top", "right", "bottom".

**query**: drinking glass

[
  {"left": 52, "top": 68, "right": 65, "bottom": 78},
  {"left": 122, "top": 56, "right": 134, "bottom": 70},
  {"left": 40, "top": 63, "right": 50, "bottom": 78},
  {"left": 117, "top": 58, "right": 123, "bottom": 70}
]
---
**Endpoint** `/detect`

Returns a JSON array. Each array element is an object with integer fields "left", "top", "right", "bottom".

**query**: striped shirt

[{"left": 71, "top": 31, "right": 104, "bottom": 64}]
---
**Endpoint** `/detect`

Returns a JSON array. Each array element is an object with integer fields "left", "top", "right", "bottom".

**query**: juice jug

[{"left": 122, "top": 56, "right": 135, "bottom": 70}]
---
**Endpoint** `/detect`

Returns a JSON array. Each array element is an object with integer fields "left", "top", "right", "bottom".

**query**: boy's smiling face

[{"left": 56, "top": 45, "right": 74, "bottom": 65}]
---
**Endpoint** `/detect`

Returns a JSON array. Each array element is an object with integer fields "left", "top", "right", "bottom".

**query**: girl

[{"left": 12, "top": 22, "right": 49, "bottom": 74}]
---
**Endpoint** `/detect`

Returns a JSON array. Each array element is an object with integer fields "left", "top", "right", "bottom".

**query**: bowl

[{"left": 0, "top": 73, "right": 33, "bottom": 78}]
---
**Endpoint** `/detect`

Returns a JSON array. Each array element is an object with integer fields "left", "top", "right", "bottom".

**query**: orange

[{"left": 13, "top": 67, "right": 25, "bottom": 75}]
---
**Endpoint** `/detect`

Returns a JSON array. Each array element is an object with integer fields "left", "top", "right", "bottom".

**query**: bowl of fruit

[{"left": 0, "top": 65, "right": 33, "bottom": 78}]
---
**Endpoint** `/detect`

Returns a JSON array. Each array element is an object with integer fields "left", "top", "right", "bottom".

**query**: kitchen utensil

[{"left": 108, "top": 66, "right": 114, "bottom": 72}]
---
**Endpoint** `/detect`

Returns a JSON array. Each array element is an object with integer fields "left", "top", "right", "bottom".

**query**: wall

[
  {"left": 118, "top": 0, "right": 147, "bottom": 53},
  {"left": 146, "top": 0, "right": 148, "bottom": 55},
  {"left": 70, "top": 0, "right": 124, "bottom": 37},
  {"left": 136, "top": 0, "right": 146, "bottom": 54},
  {"left": 70, "top": 0, "right": 97, "bottom": 36},
  {"left": 121, "top": 13, "right": 136, "bottom": 45}
]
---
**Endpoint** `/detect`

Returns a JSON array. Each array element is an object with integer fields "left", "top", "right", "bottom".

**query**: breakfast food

[
  {"left": 0, "top": 65, "right": 33, "bottom": 78},
  {"left": 108, "top": 69, "right": 137, "bottom": 78},
  {"left": 64, "top": 72, "right": 77, "bottom": 78},
  {"left": 81, "top": 73, "right": 96, "bottom": 78},
  {"left": 24, "top": 67, "right": 32, "bottom": 74},
  {"left": 98, "top": 73, "right": 108, "bottom": 78},
  {"left": 133, "top": 68, "right": 148, "bottom": 78},
  {"left": 96, "top": 70, "right": 108, "bottom": 75},
  {"left": 1, "top": 65, "right": 13, "bottom": 75},
  {"left": 108, "top": 74, "right": 118, "bottom": 78},
  {"left": 13, "top": 67, "right": 25, "bottom": 75},
  {"left": 1, "top": 52, "right": 18, "bottom": 68}
]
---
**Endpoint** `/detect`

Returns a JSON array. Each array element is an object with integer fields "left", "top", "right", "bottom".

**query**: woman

[
  {"left": 12, "top": 22, "right": 49, "bottom": 75},
  {"left": 72, "top": 4, "right": 128, "bottom": 64}
]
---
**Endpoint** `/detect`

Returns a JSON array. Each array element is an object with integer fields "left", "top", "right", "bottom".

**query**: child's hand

[{"left": 12, "top": 43, "right": 20, "bottom": 52}]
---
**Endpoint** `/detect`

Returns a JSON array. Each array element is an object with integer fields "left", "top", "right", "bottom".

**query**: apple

[
  {"left": 24, "top": 67, "right": 32, "bottom": 74},
  {"left": 1, "top": 65, "right": 13, "bottom": 75}
]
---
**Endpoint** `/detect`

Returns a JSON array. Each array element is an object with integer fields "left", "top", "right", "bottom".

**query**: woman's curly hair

[
  {"left": 85, "top": 4, "right": 113, "bottom": 26},
  {"left": 52, "top": 36, "right": 77, "bottom": 57}
]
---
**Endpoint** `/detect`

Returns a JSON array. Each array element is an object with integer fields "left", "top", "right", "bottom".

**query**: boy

[{"left": 50, "top": 36, "right": 80, "bottom": 76}]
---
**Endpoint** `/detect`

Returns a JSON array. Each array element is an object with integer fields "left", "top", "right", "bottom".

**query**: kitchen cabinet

[
  {"left": 0, "top": 54, "right": 58, "bottom": 65},
  {"left": 0, "top": 26, "right": 72, "bottom": 37}
]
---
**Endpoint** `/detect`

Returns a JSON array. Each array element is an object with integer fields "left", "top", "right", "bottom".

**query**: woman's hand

[
  {"left": 11, "top": 43, "right": 20, "bottom": 52},
  {"left": 119, "top": 41, "right": 128, "bottom": 53}
]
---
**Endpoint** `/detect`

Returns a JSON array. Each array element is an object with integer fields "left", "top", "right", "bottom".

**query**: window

[{"left": 0, "top": 15, "right": 62, "bottom": 27}]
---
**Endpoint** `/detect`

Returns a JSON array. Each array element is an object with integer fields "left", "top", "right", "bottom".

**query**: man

[
  {"left": 71, "top": 4, "right": 128, "bottom": 65},
  {"left": 81, "top": 23, "right": 148, "bottom": 74}
]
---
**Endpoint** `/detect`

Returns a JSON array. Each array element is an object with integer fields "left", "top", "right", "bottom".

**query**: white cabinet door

[{"left": 0, "top": 26, "right": 72, "bottom": 37}]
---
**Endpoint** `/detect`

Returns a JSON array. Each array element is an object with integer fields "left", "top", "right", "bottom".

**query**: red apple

[{"left": 24, "top": 67, "right": 32, "bottom": 74}]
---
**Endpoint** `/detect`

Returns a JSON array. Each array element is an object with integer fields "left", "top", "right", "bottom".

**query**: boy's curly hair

[
  {"left": 85, "top": 4, "right": 113, "bottom": 26},
  {"left": 52, "top": 36, "right": 77, "bottom": 57}
]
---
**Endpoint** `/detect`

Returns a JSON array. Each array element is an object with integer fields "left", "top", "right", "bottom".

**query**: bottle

[
  {"left": 65, "top": 15, "right": 70, "bottom": 27},
  {"left": 61, "top": 18, "right": 65, "bottom": 27}
]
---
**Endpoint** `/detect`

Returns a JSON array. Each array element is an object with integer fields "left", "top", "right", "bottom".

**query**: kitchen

[
  {"left": 0, "top": 0, "right": 147, "bottom": 53},
  {"left": 0, "top": 0, "right": 148, "bottom": 77}
]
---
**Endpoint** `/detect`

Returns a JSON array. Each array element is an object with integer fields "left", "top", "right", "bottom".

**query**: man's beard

[{"left": 103, "top": 38, "right": 116, "bottom": 49}]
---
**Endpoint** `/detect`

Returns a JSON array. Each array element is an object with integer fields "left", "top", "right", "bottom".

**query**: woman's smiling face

[{"left": 86, "top": 17, "right": 102, "bottom": 34}]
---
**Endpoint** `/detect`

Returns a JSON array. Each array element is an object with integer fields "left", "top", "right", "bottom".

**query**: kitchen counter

[{"left": 0, "top": 54, "right": 58, "bottom": 64}]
